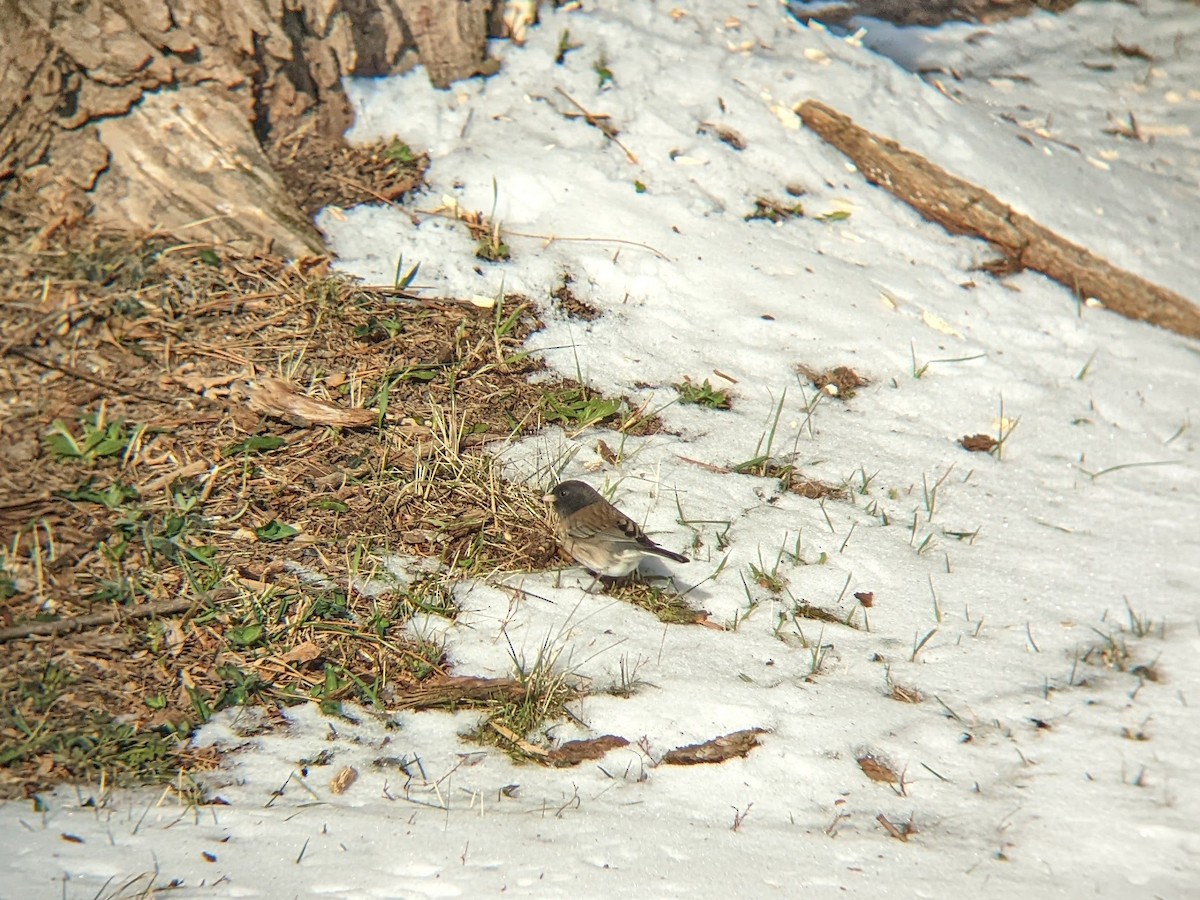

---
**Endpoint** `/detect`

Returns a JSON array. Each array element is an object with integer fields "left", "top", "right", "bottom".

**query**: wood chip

[{"left": 329, "top": 766, "right": 358, "bottom": 795}]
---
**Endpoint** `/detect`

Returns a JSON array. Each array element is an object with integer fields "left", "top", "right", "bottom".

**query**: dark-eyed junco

[{"left": 544, "top": 480, "right": 689, "bottom": 578}]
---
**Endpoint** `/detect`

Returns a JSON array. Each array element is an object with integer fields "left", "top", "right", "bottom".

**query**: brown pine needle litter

[{"left": 0, "top": 235, "right": 661, "bottom": 796}]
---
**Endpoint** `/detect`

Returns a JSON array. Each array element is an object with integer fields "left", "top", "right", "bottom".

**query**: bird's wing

[{"left": 569, "top": 501, "right": 687, "bottom": 562}]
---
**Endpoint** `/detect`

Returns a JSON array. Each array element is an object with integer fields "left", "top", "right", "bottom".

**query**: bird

[{"left": 543, "top": 480, "right": 689, "bottom": 579}]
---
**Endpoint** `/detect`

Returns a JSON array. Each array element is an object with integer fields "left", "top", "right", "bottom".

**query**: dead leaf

[
  {"left": 547, "top": 735, "right": 630, "bottom": 767},
  {"left": 596, "top": 439, "right": 618, "bottom": 466},
  {"left": 960, "top": 433, "right": 998, "bottom": 453},
  {"left": 796, "top": 364, "right": 869, "bottom": 400},
  {"left": 661, "top": 728, "right": 767, "bottom": 765},
  {"left": 242, "top": 376, "right": 376, "bottom": 428},
  {"left": 170, "top": 370, "right": 244, "bottom": 395},
  {"left": 706, "top": 123, "right": 747, "bottom": 150},
  {"left": 857, "top": 752, "right": 899, "bottom": 784},
  {"left": 280, "top": 641, "right": 322, "bottom": 666}
]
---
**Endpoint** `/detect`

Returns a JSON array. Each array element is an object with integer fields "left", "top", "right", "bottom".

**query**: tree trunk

[{"left": 0, "top": 0, "right": 511, "bottom": 255}]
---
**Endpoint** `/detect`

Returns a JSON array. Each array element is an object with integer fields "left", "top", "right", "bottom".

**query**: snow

[{"left": 6, "top": 1, "right": 1199, "bottom": 897}]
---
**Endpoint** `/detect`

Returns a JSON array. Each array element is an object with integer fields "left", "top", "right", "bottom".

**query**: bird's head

[{"left": 543, "top": 480, "right": 602, "bottom": 516}]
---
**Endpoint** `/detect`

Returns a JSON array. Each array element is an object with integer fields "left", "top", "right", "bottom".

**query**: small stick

[
  {"left": 0, "top": 598, "right": 198, "bottom": 642},
  {"left": 554, "top": 87, "right": 640, "bottom": 164},
  {"left": 876, "top": 813, "right": 909, "bottom": 842},
  {"left": 6, "top": 346, "right": 178, "bottom": 405}
]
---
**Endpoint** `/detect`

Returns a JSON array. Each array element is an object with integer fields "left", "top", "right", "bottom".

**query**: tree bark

[{"left": 0, "top": 0, "right": 508, "bottom": 254}]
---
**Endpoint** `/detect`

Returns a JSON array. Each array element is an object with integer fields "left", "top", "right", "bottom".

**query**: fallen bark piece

[
  {"left": 547, "top": 735, "right": 631, "bottom": 767},
  {"left": 243, "top": 376, "right": 377, "bottom": 428},
  {"left": 661, "top": 728, "right": 767, "bottom": 765},
  {"left": 797, "top": 100, "right": 1200, "bottom": 339}
]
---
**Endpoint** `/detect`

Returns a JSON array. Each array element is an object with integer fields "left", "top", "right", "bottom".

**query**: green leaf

[
  {"left": 395, "top": 259, "right": 421, "bottom": 290},
  {"left": 673, "top": 377, "right": 731, "bottom": 410},
  {"left": 397, "top": 365, "right": 437, "bottom": 382},
  {"left": 84, "top": 420, "right": 131, "bottom": 457},
  {"left": 44, "top": 420, "right": 84, "bottom": 459},
  {"left": 383, "top": 140, "right": 415, "bottom": 163},
  {"left": 228, "top": 624, "right": 263, "bottom": 646},
  {"left": 255, "top": 520, "right": 298, "bottom": 542},
  {"left": 198, "top": 249, "right": 221, "bottom": 266},
  {"left": 816, "top": 210, "right": 851, "bottom": 222},
  {"left": 222, "top": 435, "right": 286, "bottom": 457},
  {"left": 182, "top": 544, "right": 219, "bottom": 567},
  {"left": 314, "top": 499, "right": 350, "bottom": 513},
  {"left": 58, "top": 479, "right": 139, "bottom": 509}
]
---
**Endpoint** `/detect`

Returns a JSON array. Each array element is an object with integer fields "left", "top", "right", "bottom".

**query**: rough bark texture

[
  {"left": 397, "top": 0, "right": 499, "bottom": 88},
  {"left": 0, "top": 0, "right": 504, "bottom": 254},
  {"left": 798, "top": 100, "right": 1200, "bottom": 340}
]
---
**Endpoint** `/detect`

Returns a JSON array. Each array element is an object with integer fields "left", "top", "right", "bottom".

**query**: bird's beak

[{"left": 541, "top": 492, "right": 555, "bottom": 503}]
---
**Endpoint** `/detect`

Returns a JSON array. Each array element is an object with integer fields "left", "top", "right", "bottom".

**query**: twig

[
  {"left": 997, "top": 112, "right": 1082, "bottom": 152},
  {"left": 553, "top": 87, "right": 640, "bottom": 164},
  {"left": 676, "top": 455, "right": 731, "bottom": 474},
  {"left": 876, "top": 813, "right": 910, "bottom": 841},
  {"left": 410, "top": 208, "right": 670, "bottom": 260},
  {"left": 0, "top": 598, "right": 198, "bottom": 642},
  {"left": 393, "top": 676, "right": 528, "bottom": 710},
  {"left": 5, "top": 346, "right": 178, "bottom": 405}
]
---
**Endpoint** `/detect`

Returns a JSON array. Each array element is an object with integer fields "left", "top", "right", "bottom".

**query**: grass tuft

[
  {"left": 473, "top": 636, "right": 580, "bottom": 760},
  {"left": 673, "top": 376, "right": 732, "bottom": 409},
  {"left": 609, "top": 579, "right": 710, "bottom": 625}
]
